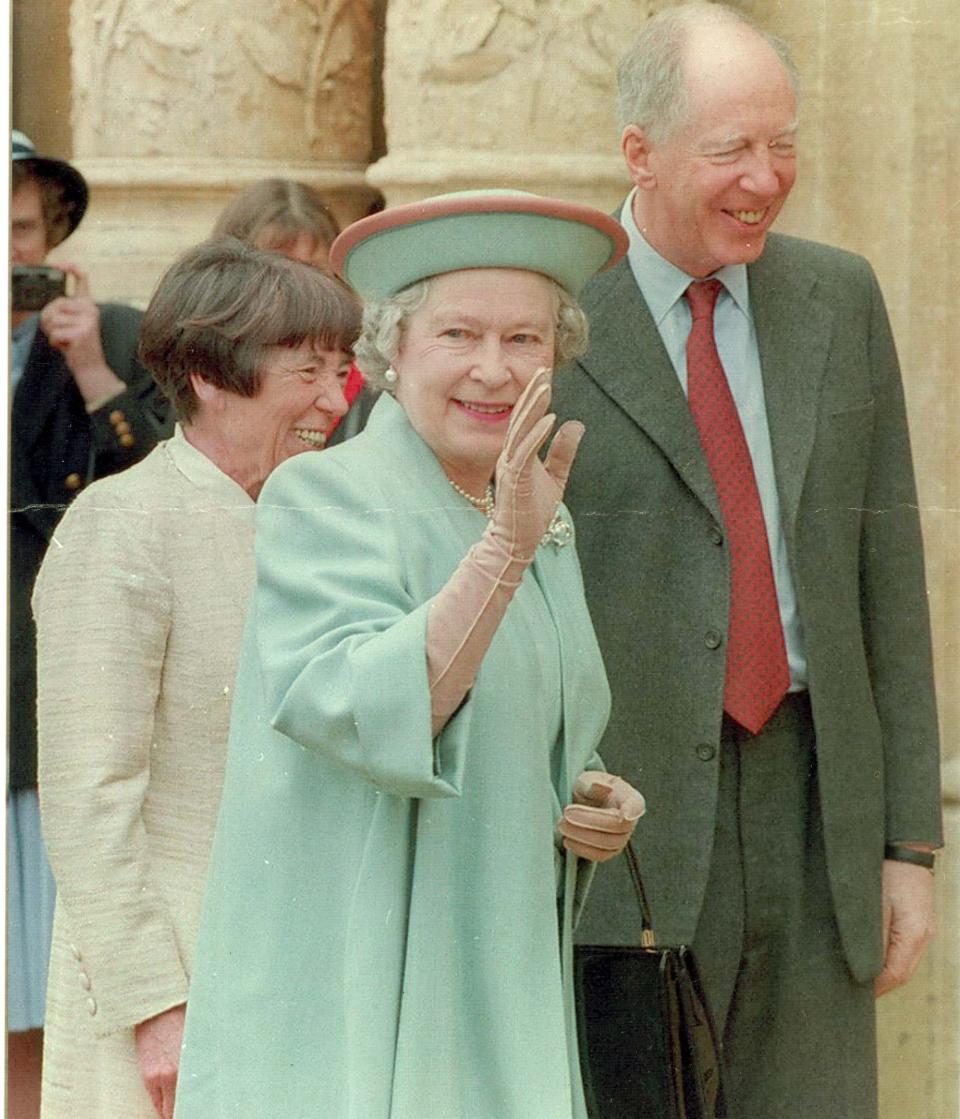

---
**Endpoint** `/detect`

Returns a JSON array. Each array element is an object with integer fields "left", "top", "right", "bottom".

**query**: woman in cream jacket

[{"left": 33, "top": 238, "right": 359, "bottom": 1119}]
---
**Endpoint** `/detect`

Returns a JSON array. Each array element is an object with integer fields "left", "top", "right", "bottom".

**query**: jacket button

[
  {"left": 696, "top": 743, "right": 716, "bottom": 762},
  {"left": 70, "top": 943, "right": 82, "bottom": 961},
  {"left": 704, "top": 629, "right": 722, "bottom": 649},
  {"left": 79, "top": 970, "right": 92, "bottom": 991},
  {"left": 108, "top": 410, "right": 126, "bottom": 425},
  {"left": 64, "top": 473, "right": 83, "bottom": 491},
  {"left": 709, "top": 526, "right": 723, "bottom": 546},
  {"left": 119, "top": 433, "right": 136, "bottom": 448},
  {"left": 86, "top": 997, "right": 98, "bottom": 1016}
]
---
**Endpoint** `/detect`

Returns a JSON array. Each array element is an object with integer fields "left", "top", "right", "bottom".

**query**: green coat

[
  {"left": 174, "top": 394, "right": 610, "bottom": 1119},
  {"left": 552, "top": 233, "right": 942, "bottom": 982}
]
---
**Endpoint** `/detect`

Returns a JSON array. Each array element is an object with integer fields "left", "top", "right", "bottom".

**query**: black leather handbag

[{"left": 574, "top": 843, "right": 727, "bottom": 1119}]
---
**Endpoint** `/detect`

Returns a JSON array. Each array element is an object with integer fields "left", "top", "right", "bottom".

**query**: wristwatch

[{"left": 883, "top": 843, "right": 935, "bottom": 871}]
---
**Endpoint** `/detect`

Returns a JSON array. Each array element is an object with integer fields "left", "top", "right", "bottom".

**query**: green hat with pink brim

[{"left": 329, "top": 190, "right": 628, "bottom": 301}]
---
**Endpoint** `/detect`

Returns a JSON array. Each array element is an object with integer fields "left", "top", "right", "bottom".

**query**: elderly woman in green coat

[{"left": 174, "top": 192, "right": 644, "bottom": 1119}]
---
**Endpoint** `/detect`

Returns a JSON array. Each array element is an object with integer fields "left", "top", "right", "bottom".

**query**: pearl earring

[{"left": 384, "top": 367, "right": 398, "bottom": 385}]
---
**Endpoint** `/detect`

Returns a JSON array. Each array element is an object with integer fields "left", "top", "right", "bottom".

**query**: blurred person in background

[
  {"left": 33, "top": 238, "right": 359, "bottom": 1119},
  {"left": 213, "top": 177, "right": 376, "bottom": 446},
  {"left": 8, "top": 130, "right": 172, "bottom": 1119}
]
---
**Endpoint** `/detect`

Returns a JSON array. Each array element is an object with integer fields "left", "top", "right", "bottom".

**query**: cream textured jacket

[{"left": 33, "top": 430, "right": 255, "bottom": 1119}]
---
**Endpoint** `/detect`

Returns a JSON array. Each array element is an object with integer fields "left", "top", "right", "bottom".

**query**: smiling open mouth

[
  {"left": 727, "top": 209, "right": 766, "bottom": 225},
  {"left": 454, "top": 400, "right": 512, "bottom": 419},
  {"left": 294, "top": 428, "right": 327, "bottom": 447}
]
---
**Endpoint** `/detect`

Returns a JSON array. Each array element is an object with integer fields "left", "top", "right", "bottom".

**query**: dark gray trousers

[{"left": 692, "top": 693, "right": 877, "bottom": 1119}]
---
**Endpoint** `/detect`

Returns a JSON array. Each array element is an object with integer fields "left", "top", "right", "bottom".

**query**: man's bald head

[{"left": 617, "top": 2, "right": 799, "bottom": 144}]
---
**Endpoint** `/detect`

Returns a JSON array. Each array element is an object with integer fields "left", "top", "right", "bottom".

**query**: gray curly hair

[{"left": 354, "top": 276, "right": 590, "bottom": 390}]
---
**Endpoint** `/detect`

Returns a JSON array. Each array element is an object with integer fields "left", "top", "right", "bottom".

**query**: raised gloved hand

[
  {"left": 488, "top": 366, "right": 584, "bottom": 562},
  {"left": 558, "top": 772, "right": 646, "bottom": 863},
  {"left": 426, "top": 367, "right": 584, "bottom": 736}
]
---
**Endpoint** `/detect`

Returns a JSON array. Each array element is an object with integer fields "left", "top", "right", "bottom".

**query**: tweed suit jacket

[
  {"left": 9, "top": 303, "right": 172, "bottom": 789},
  {"left": 552, "top": 232, "right": 942, "bottom": 982},
  {"left": 34, "top": 434, "right": 255, "bottom": 1119}
]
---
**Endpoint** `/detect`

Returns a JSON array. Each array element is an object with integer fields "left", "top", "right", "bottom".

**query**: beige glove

[
  {"left": 426, "top": 368, "right": 584, "bottom": 736},
  {"left": 558, "top": 772, "right": 646, "bottom": 863}
]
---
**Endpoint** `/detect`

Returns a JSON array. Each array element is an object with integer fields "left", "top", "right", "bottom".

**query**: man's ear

[{"left": 621, "top": 125, "right": 657, "bottom": 191}]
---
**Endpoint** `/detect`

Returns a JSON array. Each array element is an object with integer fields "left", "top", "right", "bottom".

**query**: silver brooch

[{"left": 540, "top": 513, "right": 573, "bottom": 550}]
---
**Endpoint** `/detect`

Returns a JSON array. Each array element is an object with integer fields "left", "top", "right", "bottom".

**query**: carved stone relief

[
  {"left": 382, "top": 0, "right": 650, "bottom": 156},
  {"left": 71, "top": 0, "right": 374, "bottom": 161}
]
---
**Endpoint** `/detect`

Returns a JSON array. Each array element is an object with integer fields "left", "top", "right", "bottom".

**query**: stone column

[
  {"left": 754, "top": 4, "right": 959, "bottom": 1116},
  {"left": 369, "top": 0, "right": 667, "bottom": 209},
  {"left": 52, "top": 0, "right": 381, "bottom": 305}
]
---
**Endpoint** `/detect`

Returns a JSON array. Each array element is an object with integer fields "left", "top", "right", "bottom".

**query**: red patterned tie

[{"left": 685, "top": 279, "right": 789, "bottom": 734}]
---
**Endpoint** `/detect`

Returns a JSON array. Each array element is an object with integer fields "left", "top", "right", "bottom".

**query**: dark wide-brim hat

[
  {"left": 12, "top": 130, "right": 89, "bottom": 243},
  {"left": 330, "top": 189, "right": 628, "bottom": 300}
]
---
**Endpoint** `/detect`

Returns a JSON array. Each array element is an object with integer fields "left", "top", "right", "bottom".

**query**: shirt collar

[{"left": 620, "top": 190, "right": 751, "bottom": 321}]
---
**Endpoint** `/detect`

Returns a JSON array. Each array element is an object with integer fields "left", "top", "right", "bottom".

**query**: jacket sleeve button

[
  {"left": 119, "top": 433, "right": 136, "bottom": 448},
  {"left": 108, "top": 410, "right": 126, "bottom": 425},
  {"left": 64, "top": 473, "right": 83, "bottom": 491},
  {"left": 86, "top": 997, "right": 98, "bottom": 1016}
]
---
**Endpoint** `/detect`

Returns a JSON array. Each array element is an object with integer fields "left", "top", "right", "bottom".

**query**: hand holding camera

[{"left": 38, "top": 263, "right": 126, "bottom": 406}]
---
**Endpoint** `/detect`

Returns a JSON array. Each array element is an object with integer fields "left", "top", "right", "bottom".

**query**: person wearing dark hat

[
  {"left": 8, "top": 131, "right": 171, "bottom": 1119},
  {"left": 173, "top": 191, "right": 643, "bottom": 1119}
]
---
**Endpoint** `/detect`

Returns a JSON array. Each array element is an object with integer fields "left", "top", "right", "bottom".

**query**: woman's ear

[
  {"left": 189, "top": 372, "right": 225, "bottom": 410},
  {"left": 621, "top": 125, "right": 657, "bottom": 192}
]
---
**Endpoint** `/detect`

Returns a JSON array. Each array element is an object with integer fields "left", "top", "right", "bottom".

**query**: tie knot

[{"left": 685, "top": 279, "right": 724, "bottom": 321}]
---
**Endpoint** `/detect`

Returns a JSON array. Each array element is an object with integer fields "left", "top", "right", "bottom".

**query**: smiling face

[
  {"left": 191, "top": 340, "right": 351, "bottom": 497},
  {"left": 624, "top": 23, "right": 797, "bottom": 278},
  {"left": 393, "top": 268, "right": 557, "bottom": 494}
]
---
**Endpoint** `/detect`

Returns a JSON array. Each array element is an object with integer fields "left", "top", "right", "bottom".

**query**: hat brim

[
  {"left": 13, "top": 155, "right": 89, "bottom": 242},
  {"left": 330, "top": 192, "right": 627, "bottom": 300}
]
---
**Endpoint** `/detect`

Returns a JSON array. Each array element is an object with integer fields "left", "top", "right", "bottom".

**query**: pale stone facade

[
  {"left": 12, "top": 1, "right": 959, "bottom": 1114},
  {"left": 49, "top": 0, "right": 381, "bottom": 305}
]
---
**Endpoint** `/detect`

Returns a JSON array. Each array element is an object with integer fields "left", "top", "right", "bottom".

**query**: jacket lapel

[
  {"left": 577, "top": 260, "right": 722, "bottom": 525},
  {"left": 165, "top": 433, "right": 256, "bottom": 622},
  {"left": 12, "top": 329, "right": 73, "bottom": 458},
  {"left": 749, "top": 237, "right": 834, "bottom": 532}
]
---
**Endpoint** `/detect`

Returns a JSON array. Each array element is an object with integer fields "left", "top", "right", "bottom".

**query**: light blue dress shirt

[
  {"left": 621, "top": 193, "right": 807, "bottom": 688},
  {"left": 11, "top": 314, "right": 40, "bottom": 395}
]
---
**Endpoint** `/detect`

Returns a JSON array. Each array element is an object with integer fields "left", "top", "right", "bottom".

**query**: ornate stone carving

[
  {"left": 71, "top": 0, "right": 374, "bottom": 162},
  {"left": 371, "top": 0, "right": 652, "bottom": 206}
]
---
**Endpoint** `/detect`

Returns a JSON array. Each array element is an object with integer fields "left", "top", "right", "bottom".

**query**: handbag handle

[{"left": 624, "top": 841, "right": 657, "bottom": 948}]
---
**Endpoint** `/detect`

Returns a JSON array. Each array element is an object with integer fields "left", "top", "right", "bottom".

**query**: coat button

[
  {"left": 86, "top": 997, "right": 98, "bottom": 1016},
  {"left": 70, "top": 943, "right": 82, "bottom": 961},
  {"left": 119, "top": 433, "right": 136, "bottom": 448},
  {"left": 79, "top": 970, "right": 92, "bottom": 991},
  {"left": 109, "top": 410, "right": 126, "bottom": 425},
  {"left": 709, "top": 526, "right": 723, "bottom": 546},
  {"left": 64, "top": 473, "right": 83, "bottom": 491},
  {"left": 696, "top": 742, "right": 716, "bottom": 762},
  {"left": 704, "top": 629, "right": 722, "bottom": 649}
]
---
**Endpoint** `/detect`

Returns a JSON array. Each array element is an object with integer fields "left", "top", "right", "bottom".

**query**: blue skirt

[{"left": 7, "top": 788, "right": 56, "bottom": 1031}]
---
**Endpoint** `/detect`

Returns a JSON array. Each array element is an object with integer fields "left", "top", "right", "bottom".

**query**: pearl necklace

[
  {"left": 447, "top": 479, "right": 573, "bottom": 550},
  {"left": 448, "top": 479, "right": 495, "bottom": 518}
]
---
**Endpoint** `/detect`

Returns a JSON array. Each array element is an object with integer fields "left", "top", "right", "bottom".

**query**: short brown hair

[
  {"left": 139, "top": 238, "right": 361, "bottom": 422},
  {"left": 212, "top": 179, "right": 341, "bottom": 258},
  {"left": 12, "top": 162, "right": 72, "bottom": 247}
]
